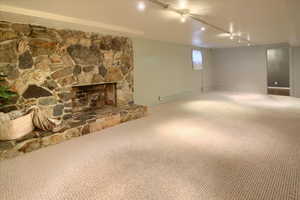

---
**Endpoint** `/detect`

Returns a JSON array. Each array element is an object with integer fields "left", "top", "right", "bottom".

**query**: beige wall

[
  {"left": 212, "top": 46, "right": 267, "bottom": 94},
  {"left": 133, "top": 38, "right": 213, "bottom": 106}
]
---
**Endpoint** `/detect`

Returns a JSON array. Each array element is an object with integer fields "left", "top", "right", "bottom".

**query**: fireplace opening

[{"left": 72, "top": 83, "right": 117, "bottom": 113}]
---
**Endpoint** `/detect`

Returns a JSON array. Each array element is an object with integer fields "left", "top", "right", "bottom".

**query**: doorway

[{"left": 266, "top": 47, "right": 290, "bottom": 96}]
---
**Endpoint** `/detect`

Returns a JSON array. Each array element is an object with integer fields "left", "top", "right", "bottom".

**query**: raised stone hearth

[
  {"left": 0, "top": 21, "right": 147, "bottom": 161},
  {"left": 0, "top": 104, "right": 147, "bottom": 161}
]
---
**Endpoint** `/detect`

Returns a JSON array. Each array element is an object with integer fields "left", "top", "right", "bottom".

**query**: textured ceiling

[{"left": 0, "top": 0, "right": 299, "bottom": 47}]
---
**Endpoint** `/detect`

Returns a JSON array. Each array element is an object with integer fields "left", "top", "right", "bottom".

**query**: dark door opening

[{"left": 267, "top": 48, "right": 290, "bottom": 96}]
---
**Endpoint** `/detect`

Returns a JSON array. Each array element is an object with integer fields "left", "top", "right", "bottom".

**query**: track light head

[
  {"left": 137, "top": 1, "right": 146, "bottom": 11},
  {"left": 180, "top": 14, "right": 187, "bottom": 23}
]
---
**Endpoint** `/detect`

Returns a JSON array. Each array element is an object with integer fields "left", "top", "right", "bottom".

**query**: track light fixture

[
  {"left": 137, "top": 1, "right": 146, "bottom": 11},
  {"left": 180, "top": 14, "right": 187, "bottom": 23},
  {"left": 140, "top": 0, "right": 254, "bottom": 46}
]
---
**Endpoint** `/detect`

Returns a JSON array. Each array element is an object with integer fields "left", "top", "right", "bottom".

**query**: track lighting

[{"left": 139, "top": 0, "right": 255, "bottom": 45}]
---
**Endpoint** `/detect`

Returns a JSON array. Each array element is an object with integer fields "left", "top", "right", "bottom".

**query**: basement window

[{"left": 192, "top": 49, "right": 203, "bottom": 70}]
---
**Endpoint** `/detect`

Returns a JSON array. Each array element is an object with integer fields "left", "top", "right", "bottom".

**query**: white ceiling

[{"left": 0, "top": 0, "right": 299, "bottom": 48}]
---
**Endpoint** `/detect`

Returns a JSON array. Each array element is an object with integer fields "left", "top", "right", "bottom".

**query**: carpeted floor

[{"left": 1, "top": 92, "right": 300, "bottom": 200}]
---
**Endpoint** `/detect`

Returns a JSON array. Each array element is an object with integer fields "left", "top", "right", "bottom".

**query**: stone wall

[
  {"left": 0, "top": 21, "right": 147, "bottom": 161},
  {"left": 0, "top": 20, "right": 134, "bottom": 116}
]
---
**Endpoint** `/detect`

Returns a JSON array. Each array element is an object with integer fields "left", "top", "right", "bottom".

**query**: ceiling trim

[{"left": 0, "top": 4, "right": 145, "bottom": 36}]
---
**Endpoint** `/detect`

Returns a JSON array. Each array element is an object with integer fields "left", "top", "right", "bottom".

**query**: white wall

[
  {"left": 133, "top": 40, "right": 300, "bottom": 105},
  {"left": 212, "top": 47, "right": 267, "bottom": 94},
  {"left": 133, "top": 38, "right": 213, "bottom": 106},
  {"left": 211, "top": 45, "right": 300, "bottom": 97},
  {"left": 291, "top": 47, "right": 300, "bottom": 97}
]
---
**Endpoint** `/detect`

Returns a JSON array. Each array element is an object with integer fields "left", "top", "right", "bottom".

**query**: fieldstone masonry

[{"left": 0, "top": 21, "right": 147, "bottom": 161}]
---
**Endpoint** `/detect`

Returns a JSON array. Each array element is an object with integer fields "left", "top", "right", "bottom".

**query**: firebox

[{"left": 72, "top": 82, "right": 117, "bottom": 113}]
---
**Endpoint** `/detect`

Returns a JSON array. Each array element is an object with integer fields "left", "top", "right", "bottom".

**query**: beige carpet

[{"left": 1, "top": 92, "right": 300, "bottom": 200}]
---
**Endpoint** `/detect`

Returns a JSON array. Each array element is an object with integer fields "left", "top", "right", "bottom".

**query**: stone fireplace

[
  {"left": 0, "top": 21, "right": 147, "bottom": 161},
  {"left": 72, "top": 83, "right": 117, "bottom": 113}
]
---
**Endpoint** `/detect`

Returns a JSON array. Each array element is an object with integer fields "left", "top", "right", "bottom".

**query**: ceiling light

[
  {"left": 201, "top": 27, "right": 206, "bottom": 31},
  {"left": 137, "top": 1, "right": 146, "bottom": 11},
  {"left": 230, "top": 35, "right": 234, "bottom": 40}
]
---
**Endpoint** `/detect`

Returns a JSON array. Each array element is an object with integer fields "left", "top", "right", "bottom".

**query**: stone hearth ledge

[{"left": 0, "top": 104, "right": 147, "bottom": 161}]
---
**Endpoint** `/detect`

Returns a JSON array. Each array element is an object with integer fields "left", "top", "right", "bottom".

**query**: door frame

[{"left": 265, "top": 46, "right": 292, "bottom": 96}]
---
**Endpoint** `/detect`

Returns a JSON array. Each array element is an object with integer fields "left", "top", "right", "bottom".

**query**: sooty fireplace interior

[{"left": 72, "top": 83, "right": 117, "bottom": 113}]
